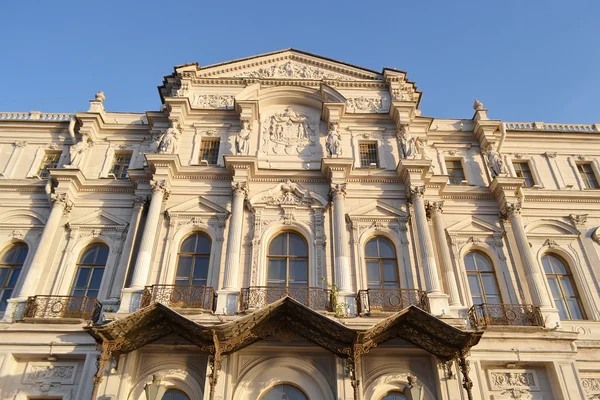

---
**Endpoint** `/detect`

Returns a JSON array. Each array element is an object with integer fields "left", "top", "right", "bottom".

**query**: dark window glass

[
  {"left": 364, "top": 237, "right": 399, "bottom": 289},
  {"left": 446, "top": 160, "right": 466, "bottom": 184},
  {"left": 111, "top": 151, "right": 132, "bottom": 179},
  {"left": 161, "top": 389, "right": 190, "bottom": 400},
  {"left": 542, "top": 254, "right": 585, "bottom": 320},
  {"left": 38, "top": 151, "right": 62, "bottom": 178},
  {"left": 464, "top": 251, "right": 501, "bottom": 305},
  {"left": 0, "top": 243, "right": 28, "bottom": 312},
  {"left": 261, "top": 384, "right": 308, "bottom": 400},
  {"left": 267, "top": 232, "right": 308, "bottom": 286},
  {"left": 71, "top": 244, "right": 108, "bottom": 298},
  {"left": 199, "top": 140, "right": 220, "bottom": 166},
  {"left": 381, "top": 392, "right": 407, "bottom": 400},
  {"left": 359, "top": 142, "right": 378, "bottom": 167},
  {"left": 513, "top": 162, "right": 535, "bottom": 187},
  {"left": 175, "top": 233, "right": 211, "bottom": 286},
  {"left": 577, "top": 163, "right": 599, "bottom": 189}
]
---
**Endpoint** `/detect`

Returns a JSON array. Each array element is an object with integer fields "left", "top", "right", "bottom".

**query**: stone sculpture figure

[
  {"left": 415, "top": 137, "right": 431, "bottom": 160},
  {"left": 235, "top": 120, "right": 251, "bottom": 155},
  {"left": 486, "top": 145, "right": 505, "bottom": 177},
  {"left": 325, "top": 122, "right": 342, "bottom": 157},
  {"left": 66, "top": 136, "right": 92, "bottom": 168},
  {"left": 399, "top": 125, "right": 416, "bottom": 159},
  {"left": 157, "top": 123, "right": 180, "bottom": 154}
]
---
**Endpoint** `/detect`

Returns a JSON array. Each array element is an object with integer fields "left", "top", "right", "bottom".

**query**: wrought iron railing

[
  {"left": 140, "top": 284, "right": 215, "bottom": 311},
  {"left": 23, "top": 295, "right": 102, "bottom": 322},
  {"left": 240, "top": 286, "right": 332, "bottom": 311},
  {"left": 356, "top": 288, "right": 426, "bottom": 314},
  {"left": 468, "top": 303, "right": 544, "bottom": 328}
]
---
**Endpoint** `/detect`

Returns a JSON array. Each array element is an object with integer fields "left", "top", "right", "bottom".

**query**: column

[
  {"left": 428, "top": 201, "right": 461, "bottom": 306},
  {"left": 503, "top": 203, "right": 552, "bottom": 309},
  {"left": 17, "top": 193, "right": 73, "bottom": 298},
  {"left": 409, "top": 186, "right": 449, "bottom": 315},
  {"left": 330, "top": 184, "right": 351, "bottom": 292},
  {"left": 222, "top": 182, "right": 247, "bottom": 290},
  {"left": 110, "top": 195, "right": 145, "bottom": 299},
  {"left": 129, "top": 180, "right": 169, "bottom": 289}
]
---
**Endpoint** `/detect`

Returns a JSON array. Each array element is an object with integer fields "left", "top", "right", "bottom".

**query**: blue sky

[{"left": 1, "top": 1, "right": 598, "bottom": 123}]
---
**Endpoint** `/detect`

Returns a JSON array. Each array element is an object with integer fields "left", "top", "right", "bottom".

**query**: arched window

[
  {"left": 381, "top": 392, "right": 407, "bottom": 400},
  {"left": 464, "top": 251, "right": 501, "bottom": 305},
  {"left": 267, "top": 232, "right": 308, "bottom": 287},
  {"left": 542, "top": 254, "right": 585, "bottom": 320},
  {"left": 365, "top": 237, "right": 399, "bottom": 288},
  {"left": 260, "top": 384, "right": 309, "bottom": 400},
  {"left": 175, "top": 232, "right": 211, "bottom": 286},
  {"left": 71, "top": 243, "right": 108, "bottom": 298},
  {"left": 0, "top": 243, "right": 28, "bottom": 311},
  {"left": 161, "top": 389, "right": 190, "bottom": 400}
]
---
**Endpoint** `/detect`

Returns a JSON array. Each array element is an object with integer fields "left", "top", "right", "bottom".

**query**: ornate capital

[
  {"left": 425, "top": 200, "right": 444, "bottom": 219},
  {"left": 232, "top": 182, "right": 249, "bottom": 198},
  {"left": 15, "top": 141, "right": 27, "bottom": 148},
  {"left": 329, "top": 183, "right": 347, "bottom": 200},
  {"left": 133, "top": 195, "right": 147, "bottom": 208},
  {"left": 407, "top": 185, "right": 426, "bottom": 202},
  {"left": 50, "top": 193, "right": 74, "bottom": 215},
  {"left": 544, "top": 151, "right": 557, "bottom": 159},
  {"left": 150, "top": 179, "right": 170, "bottom": 198},
  {"left": 569, "top": 213, "right": 588, "bottom": 227},
  {"left": 500, "top": 202, "right": 521, "bottom": 220}
]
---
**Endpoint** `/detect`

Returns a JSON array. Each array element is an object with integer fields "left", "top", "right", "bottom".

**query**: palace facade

[{"left": 0, "top": 49, "right": 599, "bottom": 400}]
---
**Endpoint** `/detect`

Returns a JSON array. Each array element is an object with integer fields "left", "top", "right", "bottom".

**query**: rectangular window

[
  {"left": 199, "top": 140, "right": 220, "bottom": 166},
  {"left": 513, "top": 161, "right": 535, "bottom": 187},
  {"left": 111, "top": 151, "right": 132, "bottom": 179},
  {"left": 38, "top": 151, "right": 62, "bottom": 178},
  {"left": 445, "top": 160, "right": 466, "bottom": 184},
  {"left": 577, "top": 163, "right": 599, "bottom": 189},
  {"left": 359, "top": 142, "right": 378, "bottom": 168}
]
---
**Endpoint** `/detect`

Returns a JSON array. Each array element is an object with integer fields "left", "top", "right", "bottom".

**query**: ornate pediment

[
  {"left": 446, "top": 216, "right": 503, "bottom": 238},
  {"left": 68, "top": 210, "right": 129, "bottom": 230},
  {"left": 250, "top": 180, "right": 327, "bottom": 208},
  {"left": 166, "top": 196, "right": 230, "bottom": 218},
  {"left": 347, "top": 201, "right": 408, "bottom": 220},
  {"left": 0, "top": 210, "right": 47, "bottom": 228},
  {"left": 193, "top": 50, "right": 382, "bottom": 81},
  {"left": 524, "top": 219, "right": 580, "bottom": 238}
]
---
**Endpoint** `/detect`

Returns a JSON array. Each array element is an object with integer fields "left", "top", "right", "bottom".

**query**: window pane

[
  {"left": 6, "top": 268, "right": 21, "bottom": 287},
  {"left": 71, "top": 289, "right": 85, "bottom": 298},
  {"left": 180, "top": 236, "right": 196, "bottom": 253},
  {"left": 14, "top": 245, "right": 28, "bottom": 264},
  {"left": 288, "top": 233, "right": 307, "bottom": 256},
  {"left": 0, "top": 289, "right": 13, "bottom": 311},
  {"left": 378, "top": 238, "right": 395, "bottom": 258},
  {"left": 365, "top": 239, "right": 378, "bottom": 258},
  {"left": 464, "top": 254, "right": 477, "bottom": 271},
  {"left": 474, "top": 253, "right": 493, "bottom": 271},
  {"left": 566, "top": 298, "right": 584, "bottom": 320},
  {"left": 554, "top": 299, "right": 569, "bottom": 320},
  {"left": 366, "top": 260, "right": 381, "bottom": 285},
  {"left": 481, "top": 274, "right": 500, "bottom": 296},
  {"left": 471, "top": 295, "right": 484, "bottom": 305},
  {"left": 195, "top": 234, "right": 211, "bottom": 254},
  {"left": 88, "top": 268, "right": 104, "bottom": 289},
  {"left": 547, "top": 277, "right": 562, "bottom": 298},
  {"left": 382, "top": 260, "right": 398, "bottom": 281},
  {"left": 485, "top": 294, "right": 502, "bottom": 304},
  {"left": 79, "top": 248, "right": 97, "bottom": 264},
  {"left": 94, "top": 245, "right": 109, "bottom": 265},
  {"left": 560, "top": 277, "right": 577, "bottom": 296},
  {"left": 269, "top": 235, "right": 286, "bottom": 256},
  {"left": 74, "top": 268, "right": 91, "bottom": 288},
  {"left": 467, "top": 275, "right": 482, "bottom": 296},
  {"left": 541, "top": 257, "right": 553, "bottom": 274},
  {"left": 86, "top": 289, "right": 99, "bottom": 299},
  {"left": 267, "top": 259, "right": 286, "bottom": 284},
  {"left": 193, "top": 256, "right": 209, "bottom": 282},
  {"left": 288, "top": 259, "right": 308, "bottom": 284},
  {"left": 176, "top": 256, "right": 193, "bottom": 280}
]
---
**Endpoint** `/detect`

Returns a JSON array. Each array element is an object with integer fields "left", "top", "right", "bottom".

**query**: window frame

[
  {"left": 266, "top": 231, "right": 309, "bottom": 287},
  {"left": 161, "top": 388, "right": 191, "bottom": 400},
  {"left": 463, "top": 251, "right": 503, "bottom": 306},
  {"left": 70, "top": 243, "right": 109, "bottom": 299},
  {"left": 198, "top": 139, "right": 221, "bottom": 166},
  {"left": 364, "top": 236, "right": 400, "bottom": 289},
  {"left": 379, "top": 392, "right": 408, "bottom": 400},
  {"left": 444, "top": 157, "right": 467, "bottom": 185},
  {"left": 0, "top": 242, "right": 28, "bottom": 312},
  {"left": 259, "top": 383, "right": 309, "bottom": 400},
  {"left": 174, "top": 232, "right": 212, "bottom": 287},
  {"left": 37, "top": 150, "right": 63, "bottom": 178},
  {"left": 358, "top": 140, "right": 379, "bottom": 168},
  {"left": 110, "top": 151, "right": 132, "bottom": 180},
  {"left": 542, "top": 253, "right": 586, "bottom": 320},
  {"left": 512, "top": 160, "right": 535, "bottom": 187},
  {"left": 576, "top": 162, "right": 600, "bottom": 189}
]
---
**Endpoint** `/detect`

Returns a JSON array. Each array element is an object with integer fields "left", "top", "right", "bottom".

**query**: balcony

[
  {"left": 22, "top": 295, "right": 102, "bottom": 323},
  {"left": 468, "top": 303, "right": 544, "bottom": 328},
  {"left": 240, "top": 286, "right": 332, "bottom": 312},
  {"left": 357, "top": 288, "right": 426, "bottom": 315},
  {"left": 140, "top": 284, "right": 215, "bottom": 311}
]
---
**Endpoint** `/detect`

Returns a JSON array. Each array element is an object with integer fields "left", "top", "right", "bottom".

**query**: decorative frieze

[
  {"left": 581, "top": 377, "right": 600, "bottom": 399},
  {"left": 488, "top": 369, "right": 539, "bottom": 400},
  {"left": 23, "top": 362, "right": 77, "bottom": 385},
  {"left": 234, "top": 60, "right": 356, "bottom": 80},
  {"left": 345, "top": 96, "right": 388, "bottom": 113},
  {"left": 191, "top": 94, "right": 235, "bottom": 109},
  {"left": 260, "top": 107, "right": 317, "bottom": 156}
]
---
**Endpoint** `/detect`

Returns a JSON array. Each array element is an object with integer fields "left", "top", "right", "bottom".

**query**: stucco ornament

[
  {"left": 261, "top": 107, "right": 317, "bottom": 155},
  {"left": 235, "top": 120, "right": 251, "bottom": 155},
  {"left": 473, "top": 99, "right": 483, "bottom": 110},
  {"left": 95, "top": 91, "right": 105, "bottom": 102},
  {"left": 325, "top": 122, "right": 342, "bottom": 157},
  {"left": 65, "top": 135, "right": 93, "bottom": 168},
  {"left": 485, "top": 144, "right": 505, "bottom": 177},
  {"left": 157, "top": 122, "right": 180, "bottom": 154},
  {"left": 399, "top": 124, "right": 416, "bottom": 159}
]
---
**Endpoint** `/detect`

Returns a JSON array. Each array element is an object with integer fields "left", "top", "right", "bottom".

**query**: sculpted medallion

[{"left": 261, "top": 107, "right": 317, "bottom": 155}]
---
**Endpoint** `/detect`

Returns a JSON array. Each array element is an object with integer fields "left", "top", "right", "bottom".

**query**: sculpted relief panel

[{"left": 260, "top": 107, "right": 319, "bottom": 157}]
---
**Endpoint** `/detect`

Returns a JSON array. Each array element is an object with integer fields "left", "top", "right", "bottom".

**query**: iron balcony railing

[
  {"left": 356, "top": 288, "right": 427, "bottom": 315},
  {"left": 468, "top": 303, "right": 544, "bottom": 328},
  {"left": 140, "top": 284, "right": 215, "bottom": 311},
  {"left": 240, "top": 286, "right": 332, "bottom": 312},
  {"left": 23, "top": 295, "right": 102, "bottom": 322}
]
